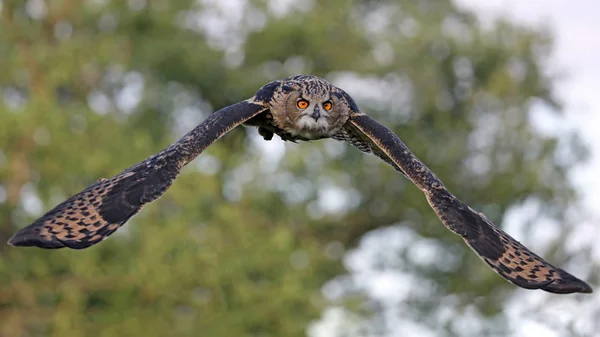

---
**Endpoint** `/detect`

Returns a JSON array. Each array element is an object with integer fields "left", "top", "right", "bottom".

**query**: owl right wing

[
  {"left": 7, "top": 92, "right": 276, "bottom": 249},
  {"left": 332, "top": 91, "right": 592, "bottom": 294}
]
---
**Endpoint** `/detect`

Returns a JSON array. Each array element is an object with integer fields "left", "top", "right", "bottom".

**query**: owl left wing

[
  {"left": 8, "top": 96, "right": 272, "bottom": 250},
  {"left": 332, "top": 92, "right": 592, "bottom": 294}
]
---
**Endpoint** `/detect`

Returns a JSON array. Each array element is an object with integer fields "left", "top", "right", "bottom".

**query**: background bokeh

[{"left": 1, "top": 0, "right": 598, "bottom": 336}]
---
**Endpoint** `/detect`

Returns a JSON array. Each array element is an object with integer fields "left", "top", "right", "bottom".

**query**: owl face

[
  {"left": 269, "top": 75, "right": 350, "bottom": 140},
  {"left": 293, "top": 90, "right": 334, "bottom": 133}
]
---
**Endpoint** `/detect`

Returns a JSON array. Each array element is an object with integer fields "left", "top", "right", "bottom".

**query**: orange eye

[
  {"left": 323, "top": 101, "right": 333, "bottom": 111},
  {"left": 297, "top": 99, "right": 309, "bottom": 109}
]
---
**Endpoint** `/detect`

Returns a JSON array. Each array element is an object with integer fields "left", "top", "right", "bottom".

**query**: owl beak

[{"left": 310, "top": 106, "right": 321, "bottom": 121}]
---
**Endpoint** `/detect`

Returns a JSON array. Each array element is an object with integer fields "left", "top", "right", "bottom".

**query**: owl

[{"left": 8, "top": 75, "right": 592, "bottom": 294}]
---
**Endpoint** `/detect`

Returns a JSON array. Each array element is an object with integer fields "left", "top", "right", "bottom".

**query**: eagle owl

[{"left": 8, "top": 75, "right": 593, "bottom": 295}]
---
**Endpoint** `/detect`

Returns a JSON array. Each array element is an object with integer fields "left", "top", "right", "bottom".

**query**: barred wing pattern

[
  {"left": 8, "top": 100, "right": 268, "bottom": 249},
  {"left": 335, "top": 99, "right": 592, "bottom": 294}
]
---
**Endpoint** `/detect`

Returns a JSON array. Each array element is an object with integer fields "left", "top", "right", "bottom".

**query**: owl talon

[{"left": 258, "top": 127, "right": 274, "bottom": 141}]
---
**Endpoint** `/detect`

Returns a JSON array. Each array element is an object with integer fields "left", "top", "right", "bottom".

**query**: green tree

[{"left": 0, "top": 0, "right": 594, "bottom": 336}]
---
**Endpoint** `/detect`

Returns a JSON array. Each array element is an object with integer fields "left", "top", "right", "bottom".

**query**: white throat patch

[{"left": 287, "top": 114, "right": 333, "bottom": 139}]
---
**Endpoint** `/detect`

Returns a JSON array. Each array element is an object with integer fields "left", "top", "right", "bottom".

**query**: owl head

[{"left": 267, "top": 75, "right": 351, "bottom": 140}]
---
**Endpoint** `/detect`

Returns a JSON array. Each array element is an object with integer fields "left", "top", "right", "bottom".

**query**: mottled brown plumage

[
  {"left": 8, "top": 75, "right": 592, "bottom": 294},
  {"left": 244, "top": 75, "right": 350, "bottom": 141}
]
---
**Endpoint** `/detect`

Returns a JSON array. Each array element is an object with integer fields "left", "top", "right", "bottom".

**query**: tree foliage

[{"left": 0, "top": 0, "right": 591, "bottom": 336}]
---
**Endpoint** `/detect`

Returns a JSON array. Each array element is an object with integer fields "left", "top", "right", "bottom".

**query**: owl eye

[
  {"left": 297, "top": 99, "right": 309, "bottom": 109},
  {"left": 323, "top": 101, "right": 333, "bottom": 111}
]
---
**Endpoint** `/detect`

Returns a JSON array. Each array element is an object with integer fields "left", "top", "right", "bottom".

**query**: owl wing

[
  {"left": 333, "top": 92, "right": 592, "bottom": 294},
  {"left": 8, "top": 98, "right": 270, "bottom": 249}
]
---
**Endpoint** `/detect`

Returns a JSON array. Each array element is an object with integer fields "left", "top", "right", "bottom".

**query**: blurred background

[{"left": 1, "top": 0, "right": 599, "bottom": 336}]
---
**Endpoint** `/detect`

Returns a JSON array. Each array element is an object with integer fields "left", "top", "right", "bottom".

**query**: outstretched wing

[
  {"left": 8, "top": 99, "right": 268, "bottom": 249},
  {"left": 333, "top": 92, "right": 592, "bottom": 294}
]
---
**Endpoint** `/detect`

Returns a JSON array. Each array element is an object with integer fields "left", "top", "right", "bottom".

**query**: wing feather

[
  {"left": 337, "top": 111, "right": 592, "bottom": 294},
  {"left": 8, "top": 100, "right": 268, "bottom": 249}
]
